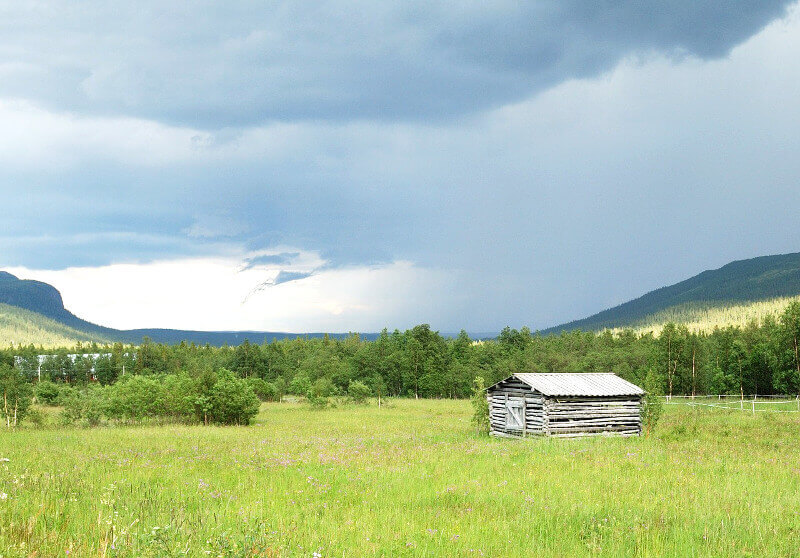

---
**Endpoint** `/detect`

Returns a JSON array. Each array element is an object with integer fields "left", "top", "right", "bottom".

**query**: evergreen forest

[{"left": 7, "top": 300, "right": 800, "bottom": 399}]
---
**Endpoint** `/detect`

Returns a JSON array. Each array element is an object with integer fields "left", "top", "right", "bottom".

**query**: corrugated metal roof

[{"left": 508, "top": 373, "right": 644, "bottom": 396}]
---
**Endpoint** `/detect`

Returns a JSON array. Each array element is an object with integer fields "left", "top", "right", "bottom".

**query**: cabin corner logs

[{"left": 487, "top": 373, "right": 644, "bottom": 438}]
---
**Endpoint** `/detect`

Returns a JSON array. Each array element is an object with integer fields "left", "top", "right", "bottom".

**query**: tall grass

[{"left": 1, "top": 400, "right": 799, "bottom": 556}]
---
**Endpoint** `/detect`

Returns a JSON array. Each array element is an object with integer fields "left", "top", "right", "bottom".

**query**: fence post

[{"left": 751, "top": 399, "right": 755, "bottom": 416}]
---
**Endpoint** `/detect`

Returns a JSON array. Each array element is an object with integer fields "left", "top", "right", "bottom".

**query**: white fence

[{"left": 664, "top": 394, "right": 800, "bottom": 413}]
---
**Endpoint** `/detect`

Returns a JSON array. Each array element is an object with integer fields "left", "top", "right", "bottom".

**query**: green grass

[
  {"left": 0, "top": 303, "right": 110, "bottom": 348},
  {"left": 2, "top": 400, "right": 800, "bottom": 557}
]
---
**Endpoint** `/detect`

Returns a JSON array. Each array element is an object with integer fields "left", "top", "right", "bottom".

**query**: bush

[
  {"left": 59, "top": 385, "right": 108, "bottom": 427},
  {"left": 289, "top": 374, "right": 312, "bottom": 396},
  {"left": 84, "top": 386, "right": 106, "bottom": 426},
  {"left": 274, "top": 377, "right": 287, "bottom": 402},
  {"left": 641, "top": 369, "right": 664, "bottom": 434},
  {"left": 247, "top": 378, "right": 279, "bottom": 402},
  {"left": 470, "top": 376, "right": 490, "bottom": 435},
  {"left": 106, "top": 375, "right": 164, "bottom": 421},
  {"left": 0, "top": 364, "right": 33, "bottom": 427},
  {"left": 347, "top": 380, "right": 372, "bottom": 404},
  {"left": 313, "top": 378, "right": 337, "bottom": 397},
  {"left": 306, "top": 378, "right": 337, "bottom": 409},
  {"left": 306, "top": 391, "right": 329, "bottom": 409},
  {"left": 207, "top": 370, "right": 261, "bottom": 425},
  {"left": 26, "top": 406, "right": 44, "bottom": 427},
  {"left": 160, "top": 374, "right": 197, "bottom": 422},
  {"left": 59, "top": 390, "right": 84, "bottom": 425},
  {"left": 57, "top": 384, "right": 77, "bottom": 406},
  {"left": 35, "top": 380, "right": 61, "bottom": 406},
  {"left": 53, "top": 370, "right": 262, "bottom": 427}
]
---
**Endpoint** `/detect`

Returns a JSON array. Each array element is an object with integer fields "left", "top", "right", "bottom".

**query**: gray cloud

[
  {"left": 1, "top": 2, "right": 800, "bottom": 331},
  {"left": 241, "top": 253, "right": 302, "bottom": 270},
  {"left": 0, "top": 1, "right": 790, "bottom": 128},
  {"left": 273, "top": 271, "right": 313, "bottom": 285}
]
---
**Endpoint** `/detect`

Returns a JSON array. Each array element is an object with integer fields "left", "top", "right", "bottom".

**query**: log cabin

[{"left": 487, "top": 373, "right": 644, "bottom": 438}]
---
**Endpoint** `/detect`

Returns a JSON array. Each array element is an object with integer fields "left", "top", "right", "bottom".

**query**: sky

[{"left": 2, "top": 1, "right": 800, "bottom": 333}]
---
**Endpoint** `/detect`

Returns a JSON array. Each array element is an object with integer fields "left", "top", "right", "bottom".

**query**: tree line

[{"left": 4, "top": 300, "right": 800, "bottom": 401}]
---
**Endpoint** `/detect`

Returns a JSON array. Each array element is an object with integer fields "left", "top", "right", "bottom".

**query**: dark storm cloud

[
  {"left": 0, "top": 1, "right": 790, "bottom": 128},
  {"left": 2, "top": 1, "right": 800, "bottom": 331}
]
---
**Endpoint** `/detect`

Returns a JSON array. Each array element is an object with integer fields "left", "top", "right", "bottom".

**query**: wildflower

[
  {"left": 0, "top": 492, "right": 8, "bottom": 500},
  {"left": 0, "top": 457, "right": 9, "bottom": 462}
]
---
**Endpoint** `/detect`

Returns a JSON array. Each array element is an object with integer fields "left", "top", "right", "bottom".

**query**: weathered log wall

[
  {"left": 487, "top": 378, "right": 544, "bottom": 437},
  {"left": 543, "top": 396, "right": 641, "bottom": 437},
  {"left": 488, "top": 380, "right": 642, "bottom": 438}
]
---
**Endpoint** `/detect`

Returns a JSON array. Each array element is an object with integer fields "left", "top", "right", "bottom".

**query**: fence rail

[
  {"left": 664, "top": 394, "right": 799, "bottom": 399},
  {"left": 663, "top": 394, "right": 800, "bottom": 413}
]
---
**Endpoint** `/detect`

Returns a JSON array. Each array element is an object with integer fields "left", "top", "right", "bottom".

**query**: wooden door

[{"left": 505, "top": 398, "right": 523, "bottom": 430}]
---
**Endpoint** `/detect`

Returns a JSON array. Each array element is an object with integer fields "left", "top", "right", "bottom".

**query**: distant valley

[{"left": 4, "top": 252, "right": 800, "bottom": 347}]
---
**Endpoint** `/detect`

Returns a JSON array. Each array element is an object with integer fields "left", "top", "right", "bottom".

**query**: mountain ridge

[
  {"left": 6, "top": 251, "right": 800, "bottom": 346},
  {"left": 0, "top": 271, "right": 378, "bottom": 346},
  {"left": 542, "top": 252, "right": 800, "bottom": 333}
]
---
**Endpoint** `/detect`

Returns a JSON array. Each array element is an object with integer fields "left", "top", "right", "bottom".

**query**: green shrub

[
  {"left": 274, "top": 377, "right": 287, "bottom": 402},
  {"left": 106, "top": 375, "right": 164, "bottom": 421},
  {"left": 0, "top": 364, "right": 33, "bottom": 427},
  {"left": 306, "top": 392, "right": 328, "bottom": 409},
  {"left": 59, "top": 386, "right": 108, "bottom": 427},
  {"left": 641, "top": 369, "right": 664, "bottom": 434},
  {"left": 57, "top": 384, "right": 77, "bottom": 407},
  {"left": 59, "top": 389, "right": 87, "bottom": 425},
  {"left": 289, "top": 374, "right": 312, "bottom": 396},
  {"left": 26, "top": 406, "right": 44, "bottom": 427},
  {"left": 207, "top": 370, "right": 261, "bottom": 425},
  {"left": 307, "top": 378, "right": 337, "bottom": 409},
  {"left": 194, "top": 395, "right": 212, "bottom": 425},
  {"left": 160, "top": 374, "right": 197, "bottom": 422},
  {"left": 35, "top": 380, "right": 61, "bottom": 406},
  {"left": 306, "top": 392, "right": 329, "bottom": 409},
  {"left": 347, "top": 380, "right": 372, "bottom": 404},
  {"left": 247, "top": 378, "right": 279, "bottom": 402},
  {"left": 313, "top": 378, "right": 337, "bottom": 397},
  {"left": 470, "top": 376, "right": 490, "bottom": 435},
  {"left": 47, "top": 370, "right": 260, "bottom": 427},
  {"left": 84, "top": 386, "right": 106, "bottom": 426}
]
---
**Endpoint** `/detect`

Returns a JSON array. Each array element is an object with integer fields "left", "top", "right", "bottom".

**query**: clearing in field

[{"left": 1, "top": 400, "right": 800, "bottom": 557}]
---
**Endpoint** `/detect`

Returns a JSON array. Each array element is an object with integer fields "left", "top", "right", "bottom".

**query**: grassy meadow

[{"left": 2, "top": 400, "right": 800, "bottom": 557}]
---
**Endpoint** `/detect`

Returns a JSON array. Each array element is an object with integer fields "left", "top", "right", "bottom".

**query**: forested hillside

[
  {"left": 545, "top": 253, "right": 800, "bottom": 333},
  {"left": 606, "top": 296, "right": 800, "bottom": 335},
  {"left": 0, "top": 303, "right": 110, "bottom": 347}
]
